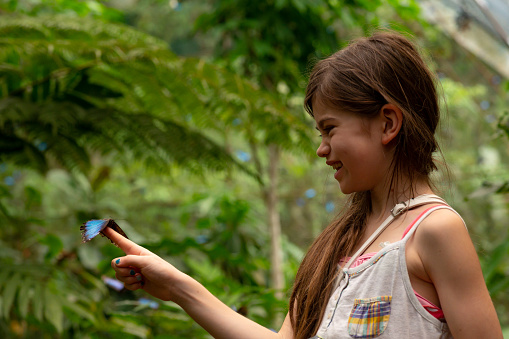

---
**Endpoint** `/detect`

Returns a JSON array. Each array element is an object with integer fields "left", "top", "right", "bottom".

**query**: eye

[{"left": 319, "top": 126, "right": 334, "bottom": 137}]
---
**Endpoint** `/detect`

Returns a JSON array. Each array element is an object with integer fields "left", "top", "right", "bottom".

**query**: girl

[{"left": 105, "top": 31, "right": 502, "bottom": 338}]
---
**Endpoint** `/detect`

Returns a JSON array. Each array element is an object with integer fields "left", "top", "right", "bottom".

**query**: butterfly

[{"left": 80, "top": 219, "right": 128, "bottom": 243}]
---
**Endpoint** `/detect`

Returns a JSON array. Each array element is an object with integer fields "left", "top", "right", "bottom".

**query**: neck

[{"left": 369, "top": 175, "right": 434, "bottom": 222}]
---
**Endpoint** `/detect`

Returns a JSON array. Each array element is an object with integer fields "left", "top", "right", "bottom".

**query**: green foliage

[
  {"left": 195, "top": 0, "right": 338, "bottom": 91},
  {"left": 0, "top": 165, "right": 301, "bottom": 337},
  {"left": 482, "top": 239, "right": 509, "bottom": 296},
  {"left": 0, "top": 13, "right": 316, "bottom": 183},
  {"left": 0, "top": 263, "right": 103, "bottom": 335},
  {"left": 194, "top": 0, "right": 424, "bottom": 89},
  {"left": 435, "top": 75, "right": 509, "bottom": 325},
  {"left": 0, "top": 0, "right": 124, "bottom": 22},
  {"left": 0, "top": 15, "right": 246, "bottom": 175}
]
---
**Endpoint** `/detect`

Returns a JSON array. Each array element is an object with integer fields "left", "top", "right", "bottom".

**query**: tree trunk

[{"left": 266, "top": 144, "right": 284, "bottom": 325}]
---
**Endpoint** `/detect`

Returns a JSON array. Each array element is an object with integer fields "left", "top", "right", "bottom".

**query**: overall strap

[{"left": 342, "top": 194, "right": 447, "bottom": 270}]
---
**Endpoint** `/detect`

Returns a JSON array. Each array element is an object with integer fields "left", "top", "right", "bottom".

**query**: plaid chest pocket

[{"left": 347, "top": 296, "right": 392, "bottom": 338}]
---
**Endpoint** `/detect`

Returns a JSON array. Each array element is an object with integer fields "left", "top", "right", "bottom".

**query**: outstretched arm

[
  {"left": 103, "top": 228, "right": 294, "bottom": 339},
  {"left": 415, "top": 210, "right": 503, "bottom": 339}
]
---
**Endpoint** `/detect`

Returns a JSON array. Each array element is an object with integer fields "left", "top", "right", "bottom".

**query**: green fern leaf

[
  {"left": 2, "top": 272, "right": 20, "bottom": 319},
  {"left": 61, "top": 299, "right": 96, "bottom": 324},
  {"left": 44, "top": 285, "right": 63, "bottom": 333},
  {"left": 0, "top": 268, "right": 9, "bottom": 293},
  {"left": 17, "top": 280, "right": 32, "bottom": 318},
  {"left": 32, "top": 282, "right": 43, "bottom": 322}
]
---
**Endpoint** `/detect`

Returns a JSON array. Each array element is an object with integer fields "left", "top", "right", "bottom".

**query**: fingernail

[
  {"left": 130, "top": 269, "right": 135, "bottom": 276},
  {"left": 136, "top": 275, "right": 142, "bottom": 281},
  {"left": 115, "top": 259, "right": 120, "bottom": 265}
]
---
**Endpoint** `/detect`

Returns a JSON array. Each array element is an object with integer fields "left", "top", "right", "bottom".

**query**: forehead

[{"left": 312, "top": 98, "right": 352, "bottom": 125}]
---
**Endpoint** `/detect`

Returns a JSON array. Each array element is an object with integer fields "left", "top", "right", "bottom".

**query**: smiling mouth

[{"left": 332, "top": 163, "right": 343, "bottom": 171}]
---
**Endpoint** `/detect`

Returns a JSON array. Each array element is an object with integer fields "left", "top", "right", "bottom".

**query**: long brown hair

[{"left": 289, "top": 31, "right": 442, "bottom": 338}]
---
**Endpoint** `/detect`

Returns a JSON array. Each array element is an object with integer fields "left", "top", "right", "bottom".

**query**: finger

[
  {"left": 104, "top": 228, "right": 147, "bottom": 255},
  {"left": 112, "top": 255, "right": 148, "bottom": 270},
  {"left": 113, "top": 267, "right": 140, "bottom": 277},
  {"left": 123, "top": 280, "right": 144, "bottom": 291},
  {"left": 116, "top": 273, "right": 144, "bottom": 285}
]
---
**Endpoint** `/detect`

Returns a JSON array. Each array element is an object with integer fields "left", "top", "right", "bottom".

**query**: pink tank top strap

[{"left": 401, "top": 204, "right": 447, "bottom": 239}]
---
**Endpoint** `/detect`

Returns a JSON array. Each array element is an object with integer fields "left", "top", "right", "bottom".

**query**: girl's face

[{"left": 313, "top": 99, "right": 390, "bottom": 194}]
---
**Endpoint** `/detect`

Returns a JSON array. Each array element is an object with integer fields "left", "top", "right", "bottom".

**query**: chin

[
  {"left": 338, "top": 183, "right": 354, "bottom": 195},
  {"left": 338, "top": 182, "right": 366, "bottom": 195}
]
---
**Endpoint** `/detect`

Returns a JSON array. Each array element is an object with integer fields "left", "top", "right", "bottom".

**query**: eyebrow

[{"left": 315, "top": 118, "right": 335, "bottom": 131}]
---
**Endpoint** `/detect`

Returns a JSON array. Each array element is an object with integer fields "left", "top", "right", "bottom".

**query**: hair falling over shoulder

[{"left": 289, "top": 31, "right": 443, "bottom": 339}]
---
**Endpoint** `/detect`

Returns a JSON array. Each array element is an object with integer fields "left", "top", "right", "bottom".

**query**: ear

[{"left": 379, "top": 103, "right": 403, "bottom": 145}]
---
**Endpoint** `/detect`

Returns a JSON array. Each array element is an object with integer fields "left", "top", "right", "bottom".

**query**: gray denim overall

[{"left": 311, "top": 195, "right": 456, "bottom": 338}]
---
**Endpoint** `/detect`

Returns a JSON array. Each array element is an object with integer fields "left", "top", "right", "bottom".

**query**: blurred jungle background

[{"left": 1, "top": 0, "right": 509, "bottom": 337}]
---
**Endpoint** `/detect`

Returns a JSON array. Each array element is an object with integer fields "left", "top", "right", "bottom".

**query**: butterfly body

[{"left": 80, "top": 218, "right": 128, "bottom": 243}]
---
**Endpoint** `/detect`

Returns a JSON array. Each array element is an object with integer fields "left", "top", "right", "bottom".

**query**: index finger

[{"left": 102, "top": 227, "right": 147, "bottom": 256}]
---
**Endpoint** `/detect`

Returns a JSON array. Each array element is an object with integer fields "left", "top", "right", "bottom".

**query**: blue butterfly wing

[
  {"left": 80, "top": 219, "right": 109, "bottom": 242},
  {"left": 80, "top": 218, "right": 128, "bottom": 243}
]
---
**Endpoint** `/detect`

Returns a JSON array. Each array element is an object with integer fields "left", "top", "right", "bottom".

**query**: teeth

[{"left": 332, "top": 163, "right": 342, "bottom": 170}]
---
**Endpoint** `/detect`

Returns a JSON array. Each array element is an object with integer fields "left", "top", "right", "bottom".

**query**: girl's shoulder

[
  {"left": 411, "top": 205, "right": 471, "bottom": 267},
  {"left": 414, "top": 205, "right": 466, "bottom": 240}
]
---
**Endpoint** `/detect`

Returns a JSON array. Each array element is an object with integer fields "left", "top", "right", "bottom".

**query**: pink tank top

[{"left": 339, "top": 206, "right": 445, "bottom": 320}]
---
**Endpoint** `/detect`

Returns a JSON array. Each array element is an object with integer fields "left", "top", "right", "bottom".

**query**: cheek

[
  {"left": 349, "top": 144, "right": 385, "bottom": 170},
  {"left": 361, "top": 151, "right": 390, "bottom": 180}
]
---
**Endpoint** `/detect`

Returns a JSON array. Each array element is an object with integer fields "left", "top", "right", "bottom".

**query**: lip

[
  {"left": 326, "top": 161, "right": 342, "bottom": 170},
  {"left": 326, "top": 161, "right": 343, "bottom": 180},
  {"left": 334, "top": 167, "right": 342, "bottom": 181}
]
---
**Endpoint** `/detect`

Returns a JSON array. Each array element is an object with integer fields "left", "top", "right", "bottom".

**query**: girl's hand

[
  {"left": 103, "top": 228, "right": 290, "bottom": 339},
  {"left": 104, "top": 227, "right": 189, "bottom": 302}
]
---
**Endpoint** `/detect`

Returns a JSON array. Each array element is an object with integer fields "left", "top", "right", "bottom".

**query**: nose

[{"left": 316, "top": 140, "right": 330, "bottom": 158}]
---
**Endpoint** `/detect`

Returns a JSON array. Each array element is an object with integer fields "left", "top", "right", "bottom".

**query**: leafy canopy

[{"left": 0, "top": 14, "right": 313, "bottom": 178}]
